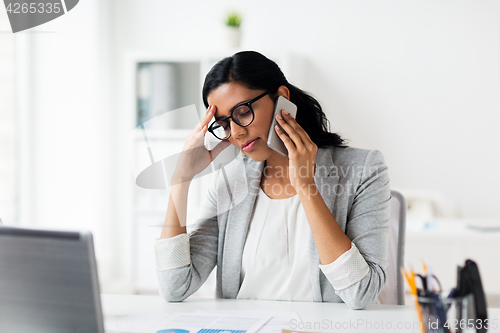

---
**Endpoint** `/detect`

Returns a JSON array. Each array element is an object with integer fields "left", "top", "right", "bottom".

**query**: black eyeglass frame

[{"left": 208, "top": 90, "right": 272, "bottom": 140}]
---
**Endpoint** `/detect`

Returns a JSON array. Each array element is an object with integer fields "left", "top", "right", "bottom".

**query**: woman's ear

[{"left": 277, "top": 85, "right": 290, "bottom": 100}]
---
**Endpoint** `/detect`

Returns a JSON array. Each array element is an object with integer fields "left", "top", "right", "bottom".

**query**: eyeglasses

[{"left": 208, "top": 90, "right": 271, "bottom": 140}]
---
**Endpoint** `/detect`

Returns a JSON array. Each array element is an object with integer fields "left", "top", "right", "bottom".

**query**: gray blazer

[{"left": 157, "top": 146, "right": 391, "bottom": 309}]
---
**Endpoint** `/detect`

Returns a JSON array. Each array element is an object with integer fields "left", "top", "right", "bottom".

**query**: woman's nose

[{"left": 230, "top": 119, "right": 248, "bottom": 138}]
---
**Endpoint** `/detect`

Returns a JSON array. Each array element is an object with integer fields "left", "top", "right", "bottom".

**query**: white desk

[{"left": 101, "top": 295, "right": 500, "bottom": 333}]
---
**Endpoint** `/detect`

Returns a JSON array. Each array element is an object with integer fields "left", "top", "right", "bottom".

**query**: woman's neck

[
  {"left": 262, "top": 151, "right": 290, "bottom": 183},
  {"left": 260, "top": 151, "right": 297, "bottom": 199}
]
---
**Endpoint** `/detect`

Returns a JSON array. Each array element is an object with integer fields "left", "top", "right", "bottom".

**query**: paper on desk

[
  {"left": 109, "top": 311, "right": 272, "bottom": 333},
  {"left": 194, "top": 310, "right": 301, "bottom": 333},
  {"left": 147, "top": 311, "right": 272, "bottom": 333},
  {"left": 109, "top": 313, "right": 170, "bottom": 332}
]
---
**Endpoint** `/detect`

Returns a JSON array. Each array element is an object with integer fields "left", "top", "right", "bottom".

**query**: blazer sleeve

[
  {"left": 328, "top": 149, "right": 391, "bottom": 309},
  {"left": 155, "top": 168, "right": 220, "bottom": 302}
]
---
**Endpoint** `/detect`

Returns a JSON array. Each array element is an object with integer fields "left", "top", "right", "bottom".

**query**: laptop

[{"left": 0, "top": 226, "right": 105, "bottom": 333}]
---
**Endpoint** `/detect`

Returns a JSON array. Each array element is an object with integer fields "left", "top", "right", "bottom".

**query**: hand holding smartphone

[{"left": 267, "top": 96, "right": 298, "bottom": 156}]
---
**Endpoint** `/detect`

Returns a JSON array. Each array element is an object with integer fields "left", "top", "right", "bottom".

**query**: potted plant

[{"left": 224, "top": 11, "right": 242, "bottom": 48}]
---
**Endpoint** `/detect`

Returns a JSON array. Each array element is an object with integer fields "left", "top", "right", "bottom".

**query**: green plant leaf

[{"left": 225, "top": 11, "right": 242, "bottom": 27}]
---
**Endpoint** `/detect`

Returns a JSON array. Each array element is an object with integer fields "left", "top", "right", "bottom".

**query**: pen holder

[{"left": 418, "top": 293, "right": 475, "bottom": 333}]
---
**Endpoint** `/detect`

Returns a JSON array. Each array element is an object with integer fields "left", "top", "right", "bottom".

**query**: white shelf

[{"left": 405, "top": 218, "right": 500, "bottom": 295}]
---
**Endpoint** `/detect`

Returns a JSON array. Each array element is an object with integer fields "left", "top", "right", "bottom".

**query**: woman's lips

[{"left": 242, "top": 138, "right": 258, "bottom": 152}]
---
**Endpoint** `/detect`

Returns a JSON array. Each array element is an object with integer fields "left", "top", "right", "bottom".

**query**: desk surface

[{"left": 102, "top": 294, "right": 500, "bottom": 333}]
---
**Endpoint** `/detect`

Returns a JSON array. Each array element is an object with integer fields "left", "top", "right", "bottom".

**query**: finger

[
  {"left": 195, "top": 105, "right": 216, "bottom": 132},
  {"left": 274, "top": 124, "right": 296, "bottom": 154},
  {"left": 201, "top": 105, "right": 216, "bottom": 128},
  {"left": 281, "top": 110, "right": 314, "bottom": 148},
  {"left": 276, "top": 112, "right": 305, "bottom": 150},
  {"left": 192, "top": 123, "right": 209, "bottom": 145}
]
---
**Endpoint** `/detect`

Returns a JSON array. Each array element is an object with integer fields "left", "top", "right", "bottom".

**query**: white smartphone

[{"left": 267, "top": 96, "right": 298, "bottom": 157}]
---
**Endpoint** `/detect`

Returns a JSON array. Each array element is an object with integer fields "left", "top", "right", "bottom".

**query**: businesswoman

[{"left": 155, "top": 51, "right": 390, "bottom": 310}]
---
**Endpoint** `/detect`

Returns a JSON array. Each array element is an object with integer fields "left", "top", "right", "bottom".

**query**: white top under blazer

[{"left": 236, "top": 186, "right": 314, "bottom": 301}]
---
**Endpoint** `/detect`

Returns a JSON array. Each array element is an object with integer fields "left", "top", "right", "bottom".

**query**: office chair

[{"left": 378, "top": 189, "right": 407, "bottom": 305}]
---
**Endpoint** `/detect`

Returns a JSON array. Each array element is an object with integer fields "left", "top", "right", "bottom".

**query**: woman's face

[{"left": 207, "top": 82, "right": 285, "bottom": 161}]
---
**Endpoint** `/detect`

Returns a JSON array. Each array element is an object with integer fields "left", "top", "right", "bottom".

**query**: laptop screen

[{"left": 0, "top": 227, "right": 105, "bottom": 333}]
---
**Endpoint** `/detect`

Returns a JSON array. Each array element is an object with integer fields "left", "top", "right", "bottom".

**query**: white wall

[
  {"left": 18, "top": 0, "right": 118, "bottom": 289},
  {"left": 110, "top": 0, "right": 500, "bottom": 219},
  {"left": 0, "top": 8, "right": 16, "bottom": 224}
]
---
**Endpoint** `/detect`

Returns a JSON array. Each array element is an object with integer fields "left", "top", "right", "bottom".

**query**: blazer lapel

[{"left": 221, "top": 155, "right": 264, "bottom": 298}]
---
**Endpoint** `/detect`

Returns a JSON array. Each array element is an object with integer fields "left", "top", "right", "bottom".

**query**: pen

[
  {"left": 422, "top": 261, "right": 429, "bottom": 295},
  {"left": 402, "top": 267, "right": 425, "bottom": 333}
]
